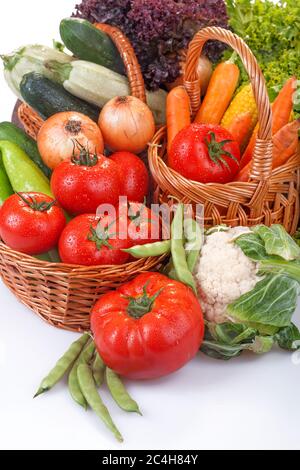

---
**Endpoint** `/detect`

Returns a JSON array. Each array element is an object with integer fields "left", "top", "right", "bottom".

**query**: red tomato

[
  {"left": 59, "top": 213, "right": 133, "bottom": 266},
  {"left": 119, "top": 201, "right": 161, "bottom": 245},
  {"left": 110, "top": 151, "right": 149, "bottom": 202},
  {"left": 0, "top": 192, "right": 66, "bottom": 255},
  {"left": 51, "top": 150, "right": 121, "bottom": 215},
  {"left": 169, "top": 123, "right": 241, "bottom": 183},
  {"left": 91, "top": 272, "right": 204, "bottom": 380}
]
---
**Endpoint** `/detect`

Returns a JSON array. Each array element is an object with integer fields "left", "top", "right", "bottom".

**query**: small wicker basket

[
  {"left": 148, "top": 27, "right": 300, "bottom": 233},
  {"left": 0, "top": 24, "right": 165, "bottom": 332}
]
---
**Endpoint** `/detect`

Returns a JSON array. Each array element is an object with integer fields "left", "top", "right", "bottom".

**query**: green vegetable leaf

[
  {"left": 253, "top": 225, "right": 300, "bottom": 261},
  {"left": 235, "top": 232, "right": 269, "bottom": 261},
  {"left": 275, "top": 324, "right": 300, "bottom": 351},
  {"left": 227, "top": 274, "right": 300, "bottom": 328},
  {"left": 250, "top": 336, "right": 274, "bottom": 354}
]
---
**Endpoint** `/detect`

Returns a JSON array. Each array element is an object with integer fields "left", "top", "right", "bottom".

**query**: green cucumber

[
  {"left": 0, "top": 122, "right": 51, "bottom": 178},
  {"left": 20, "top": 72, "right": 100, "bottom": 123},
  {"left": 60, "top": 18, "right": 124, "bottom": 75}
]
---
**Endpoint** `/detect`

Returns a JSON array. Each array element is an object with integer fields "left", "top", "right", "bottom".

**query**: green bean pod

[
  {"left": 106, "top": 368, "right": 141, "bottom": 415},
  {"left": 184, "top": 218, "right": 203, "bottom": 273},
  {"left": 77, "top": 363, "right": 123, "bottom": 443},
  {"left": 171, "top": 204, "right": 197, "bottom": 294},
  {"left": 92, "top": 352, "right": 106, "bottom": 388},
  {"left": 34, "top": 333, "right": 90, "bottom": 397},
  {"left": 68, "top": 340, "right": 95, "bottom": 409},
  {"left": 123, "top": 240, "right": 171, "bottom": 259}
]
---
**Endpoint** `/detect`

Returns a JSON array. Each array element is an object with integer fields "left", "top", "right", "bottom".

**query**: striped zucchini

[{"left": 46, "top": 60, "right": 167, "bottom": 124}]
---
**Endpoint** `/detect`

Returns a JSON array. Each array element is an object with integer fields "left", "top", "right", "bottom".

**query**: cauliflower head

[{"left": 194, "top": 227, "right": 260, "bottom": 323}]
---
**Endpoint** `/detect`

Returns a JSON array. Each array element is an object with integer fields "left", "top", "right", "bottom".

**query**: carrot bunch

[{"left": 166, "top": 54, "right": 298, "bottom": 184}]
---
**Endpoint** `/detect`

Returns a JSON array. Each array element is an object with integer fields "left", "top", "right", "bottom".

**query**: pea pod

[
  {"left": 171, "top": 204, "right": 197, "bottom": 294},
  {"left": 77, "top": 363, "right": 123, "bottom": 442},
  {"left": 123, "top": 240, "right": 171, "bottom": 259},
  {"left": 0, "top": 122, "right": 51, "bottom": 178},
  {"left": 92, "top": 352, "right": 106, "bottom": 388},
  {"left": 106, "top": 368, "right": 141, "bottom": 415},
  {"left": 68, "top": 340, "right": 95, "bottom": 409},
  {"left": 34, "top": 333, "right": 90, "bottom": 397},
  {"left": 0, "top": 161, "right": 13, "bottom": 205},
  {"left": 184, "top": 218, "right": 203, "bottom": 273},
  {"left": 0, "top": 141, "right": 52, "bottom": 196}
]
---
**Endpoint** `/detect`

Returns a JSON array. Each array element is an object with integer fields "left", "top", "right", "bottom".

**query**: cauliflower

[{"left": 194, "top": 227, "right": 260, "bottom": 323}]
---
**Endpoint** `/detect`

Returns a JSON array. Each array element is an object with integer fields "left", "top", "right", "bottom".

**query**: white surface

[{"left": 1, "top": 0, "right": 299, "bottom": 451}]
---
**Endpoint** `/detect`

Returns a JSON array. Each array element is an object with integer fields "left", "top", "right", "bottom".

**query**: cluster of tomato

[{"left": 0, "top": 111, "right": 161, "bottom": 265}]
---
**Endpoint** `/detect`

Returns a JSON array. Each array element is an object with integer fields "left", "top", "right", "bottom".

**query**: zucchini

[
  {"left": 1, "top": 45, "right": 73, "bottom": 100},
  {"left": 46, "top": 60, "right": 167, "bottom": 125},
  {"left": 60, "top": 18, "right": 124, "bottom": 75},
  {"left": 0, "top": 122, "right": 51, "bottom": 178},
  {"left": 20, "top": 73, "right": 100, "bottom": 123}
]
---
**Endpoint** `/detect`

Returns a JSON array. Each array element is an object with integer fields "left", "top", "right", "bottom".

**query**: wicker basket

[
  {"left": 0, "top": 24, "right": 165, "bottom": 332},
  {"left": 148, "top": 27, "right": 300, "bottom": 233}
]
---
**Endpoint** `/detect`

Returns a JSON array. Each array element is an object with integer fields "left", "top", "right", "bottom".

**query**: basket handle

[
  {"left": 184, "top": 27, "right": 273, "bottom": 181},
  {"left": 95, "top": 23, "right": 147, "bottom": 103}
]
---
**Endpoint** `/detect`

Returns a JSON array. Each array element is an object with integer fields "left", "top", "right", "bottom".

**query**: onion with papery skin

[
  {"left": 37, "top": 112, "right": 104, "bottom": 170},
  {"left": 98, "top": 96, "right": 156, "bottom": 154}
]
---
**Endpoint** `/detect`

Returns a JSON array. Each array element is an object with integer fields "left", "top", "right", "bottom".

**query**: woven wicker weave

[
  {"left": 148, "top": 27, "right": 300, "bottom": 233},
  {"left": 1, "top": 24, "right": 165, "bottom": 332}
]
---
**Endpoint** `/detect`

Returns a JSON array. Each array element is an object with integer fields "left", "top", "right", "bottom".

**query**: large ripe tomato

[
  {"left": 91, "top": 272, "right": 204, "bottom": 380},
  {"left": 119, "top": 201, "right": 161, "bottom": 245},
  {"left": 169, "top": 123, "right": 241, "bottom": 183},
  {"left": 51, "top": 148, "right": 121, "bottom": 215},
  {"left": 0, "top": 192, "right": 66, "bottom": 255},
  {"left": 110, "top": 151, "right": 149, "bottom": 203},
  {"left": 59, "top": 213, "right": 133, "bottom": 266}
]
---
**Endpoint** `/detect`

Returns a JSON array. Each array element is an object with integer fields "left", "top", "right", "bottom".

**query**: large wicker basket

[
  {"left": 148, "top": 27, "right": 300, "bottom": 233},
  {"left": 0, "top": 24, "right": 165, "bottom": 332}
]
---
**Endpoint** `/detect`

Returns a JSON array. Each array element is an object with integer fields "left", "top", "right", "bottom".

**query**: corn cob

[{"left": 221, "top": 83, "right": 258, "bottom": 151}]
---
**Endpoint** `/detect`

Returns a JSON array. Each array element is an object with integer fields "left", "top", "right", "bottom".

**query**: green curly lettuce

[{"left": 225, "top": 0, "right": 300, "bottom": 114}]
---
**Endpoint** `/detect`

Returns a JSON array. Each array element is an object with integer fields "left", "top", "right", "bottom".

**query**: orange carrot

[
  {"left": 194, "top": 53, "right": 240, "bottom": 125},
  {"left": 235, "top": 118, "right": 300, "bottom": 182},
  {"left": 226, "top": 112, "right": 253, "bottom": 149},
  {"left": 167, "top": 86, "right": 191, "bottom": 155},
  {"left": 240, "top": 77, "right": 297, "bottom": 169}
]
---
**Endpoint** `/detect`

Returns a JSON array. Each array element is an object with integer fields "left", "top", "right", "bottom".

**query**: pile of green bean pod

[{"left": 35, "top": 334, "right": 141, "bottom": 442}]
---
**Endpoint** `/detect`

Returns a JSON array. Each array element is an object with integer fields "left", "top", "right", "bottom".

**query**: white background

[{"left": 1, "top": 0, "right": 299, "bottom": 451}]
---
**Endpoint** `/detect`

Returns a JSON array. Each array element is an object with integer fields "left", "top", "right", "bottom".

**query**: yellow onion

[{"left": 99, "top": 96, "right": 156, "bottom": 154}]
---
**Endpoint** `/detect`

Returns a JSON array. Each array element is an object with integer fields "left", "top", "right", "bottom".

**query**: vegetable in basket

[
  {"left": 0, "top": 193, "right": 66, "bottom": 255},
  {"left": 110, "top": 152, "right": 149, "bottom": 204},
  {"left": 98, "top": 96, "right": 155, "bottom": 154},
  {"left": 37, "top": 111, "right": 104, "bottom": 170},
  {"left": 44, "top": 59, "right": 167, "bottom": 125},
  {"left": 58, "top": 213, "right": 133, "bottom": 266},
  {"left": 235, "top": 119, "right": 300, "bottom": 182},
  {"left": 166, "top": 86, "right": 191, "bottom": 156},
  {"left": 240, "top": 77, "right": 297, "bottom": 170},
  {"left": 168, "top": 123, "right": 241, "bottom": 184},
  {"left": 0, "top": 122, "right": 51, "bottom": 178},
  {"left": 60, "top": 18, "right": 124, "bottom": 75},
  {"left": 73, "top": 0, "right": 229, "bottom": 91},
  {"left": 225, "top": 0, "right": 300, "bottom": 115},
  {"left": 0, "top": 141, "right": 52, "bottom": 196},
  {"left": 1, "top": 45, "right": 73, "bottom": 100},
  {"left": 221, "top": 83, "right": 258, "bottom": 151},
  {"left": 194, "top": 53, "right": 240, "bottom": 126},
  {"left": 20, "top": 72, "right": 100, "bottom": 123},
  {"left": 0, "top": 163, "right": 13, "bottom": 206},
  {"left": 51, "top": 146, "right": 121, "bottom": 215}
]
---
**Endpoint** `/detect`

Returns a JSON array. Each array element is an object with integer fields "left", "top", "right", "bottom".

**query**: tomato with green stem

[
  {"left": 51, "top": 143, "right": 121, "bottom": 215},
  {"left": 119, "top": 200, "right": 161, "bottom": 246},
  {"left": 0, "top": 192, "right": 66, "bottom": 255},
  {"left": 58, "top": 213, "right": 133, "bottom": 266},
  {"left": 169, "top": 123, "right": 241, "bottom": 183},
  {"left": 91, "top": 272, "right": 204, "bottom": 380}
]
